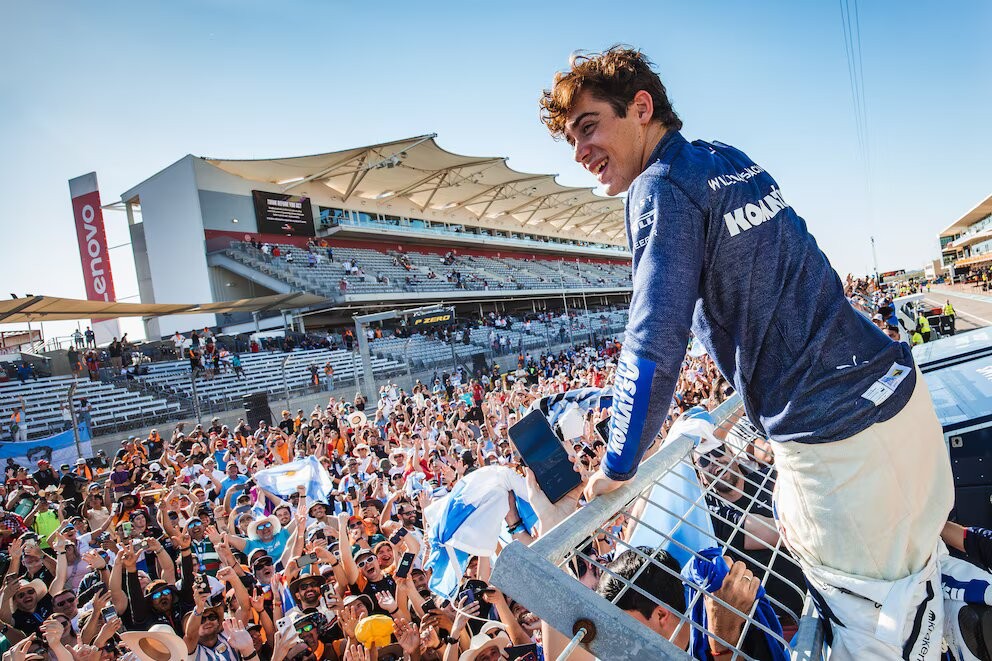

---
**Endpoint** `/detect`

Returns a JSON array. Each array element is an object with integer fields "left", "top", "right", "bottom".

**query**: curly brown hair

[{"left": 540, "top": 46, "right": 682, "bottom": 140}]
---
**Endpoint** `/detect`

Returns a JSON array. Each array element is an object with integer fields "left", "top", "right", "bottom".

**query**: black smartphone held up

[
  {"left": 458, "top": 586, "right": 477, "bottom": 606},
  {"left": 595, "top": 416, "right": 611, "bottom": 445},
  {"left": 395, "top": 552, "right": 415, "bottom": 579},
  {"left": 347, "top": 486, "right": 357, "bottom": 499},
  {"left": 389, "top": 528, "right": 408, "bottom": 545},
  {"left": 420, "top": 598, "right": 436, "bottom": 614},
  {"left": 506, "top": 644, "right": 540, "bottom": 661},
  {"left": 101, "top": 604, "right": 118, "bottom": 621},
  {"left": 508, "top": 409, "right": 581, "bottom": 503}
]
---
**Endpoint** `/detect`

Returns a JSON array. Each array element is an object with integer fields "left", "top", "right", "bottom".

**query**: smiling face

[{"left": 563, "top": 91, "right": 654, "bottom": 196}]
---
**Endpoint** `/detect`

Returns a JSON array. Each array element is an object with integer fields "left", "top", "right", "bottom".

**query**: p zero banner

[
  {"left": 68, "top": 172, "right": 120, "bottom": 343},
  {"left": 252, "top": 190, "right": 315, "bottom": 237},
  {"left": 412, "top": 308, "right": 455, "bottom": 329}
]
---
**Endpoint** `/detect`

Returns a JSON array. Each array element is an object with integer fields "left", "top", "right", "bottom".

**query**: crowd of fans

[
  {"left": 0, "top": 328, "right": 781, "bottom": 661},
  {"left": 0, "top": 274, "right": 973, "bottom": 660}
]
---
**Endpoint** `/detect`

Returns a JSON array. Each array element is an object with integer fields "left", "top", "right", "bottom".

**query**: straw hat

[
  {"left": 247, "top": 514, "right": 282, "bottom": 541},
  {"left": 459, "top": 632, "right": 511, "bottom": 661},
  {"left": 348, "top": 410, "right": 368, "bottom": 427},
  {"left": 119, "top": 624, "right": 189, "bottom": 661}
]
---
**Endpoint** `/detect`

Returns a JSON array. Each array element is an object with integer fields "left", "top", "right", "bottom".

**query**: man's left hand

[{"left": 583, "top": 469, "right": 624, "bottom": 502}]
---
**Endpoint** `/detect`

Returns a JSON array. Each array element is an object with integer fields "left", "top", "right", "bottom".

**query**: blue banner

[{"left": 0, "top": 424, "right": 92, "bottom": 470}]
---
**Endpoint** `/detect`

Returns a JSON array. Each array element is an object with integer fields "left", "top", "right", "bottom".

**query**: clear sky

[{"left": 2, "top": 1, "right": 990, "bottom": 341}]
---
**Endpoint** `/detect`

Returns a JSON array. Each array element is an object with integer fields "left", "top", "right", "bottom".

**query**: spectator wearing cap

[
  {"left": 72, "top": 457, "right": 95, "bottom": 483},
  {"left": 218, "top": 463, "right": 248, "bottom": 503},
  {"left": 57, "top": 463, "right": 85, "bottom": 506},
  {"left": 27, "top": 489, "right": 60, "bottom": 549},
  {"left": 291, "top": 610, "right": 335, "bottom": 660},
  {"left": 32, "top": 460, "right": 58, "bottom": 491},
  {"left": 0, "top": 511, "right": 26, "bottom": 552}
]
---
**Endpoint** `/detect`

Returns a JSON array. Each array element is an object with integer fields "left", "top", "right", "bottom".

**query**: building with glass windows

[{"left": 938, "top": 194, "right": 992, "bottom": 280}]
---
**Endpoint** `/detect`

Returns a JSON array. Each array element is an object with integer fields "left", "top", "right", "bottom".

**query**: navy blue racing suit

[{"left": 604, "top": 131, "right": 915, "bottom": 480}]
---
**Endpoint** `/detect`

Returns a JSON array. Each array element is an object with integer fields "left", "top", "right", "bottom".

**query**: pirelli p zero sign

[{"left": 412, "top": 308, "right": 455, "bottom": 328}]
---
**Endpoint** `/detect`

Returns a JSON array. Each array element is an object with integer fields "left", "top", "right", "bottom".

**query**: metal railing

[{"left": 490, "top": 395, "right": 825, "bottom": 660}]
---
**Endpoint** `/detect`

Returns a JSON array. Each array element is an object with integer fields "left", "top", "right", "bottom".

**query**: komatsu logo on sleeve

[
  {"left": 605, "top": 352, "right": 656, "bottom": 474},
  {"left": 722, "top": 186, "right": 790, "bottom": 237}
]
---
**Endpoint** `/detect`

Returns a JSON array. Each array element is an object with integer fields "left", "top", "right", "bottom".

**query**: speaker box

[{"left": 242, "top": 392, "right": 272, "bottom": 429}]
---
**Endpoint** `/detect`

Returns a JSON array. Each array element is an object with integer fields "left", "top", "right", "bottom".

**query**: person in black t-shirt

[{"left": 694, "top": 440, "right": 805, "bottom": 623}]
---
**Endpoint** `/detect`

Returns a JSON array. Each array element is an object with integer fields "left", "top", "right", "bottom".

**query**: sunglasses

[
  {"left": 257, "top": 522, "right": 273, "bottom": 531},
  {"left": 295, "top": 622, "right": 316, "bottom": 634},
  {"left": 357, "top": 556, "right": 377, "bottom": 568},
  {"left": 253, "top": 558, "right": 274, "bottom": 570},
  {"left": 188, "top": 520, "right": 203, "bottom": 528},
  {"left": 201, "top": 611, "right": 221, "bottom": 622},
  {"left": 348, "top": 523, "right": 363, "bottom": 530},
  {"left": 54, "top": 597, "right": 76, "bottom": 608},
  {"left": 696, "top": 445, "right": 726, "bottom": 469},
  {"left": 150, "top": 588, "right": 173, "bottom": 599}
]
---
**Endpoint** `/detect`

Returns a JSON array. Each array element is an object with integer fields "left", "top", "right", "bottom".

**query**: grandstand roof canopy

[
  {"left": 203, "top": 134, "right": 627, "bottom": 245},
  {"left": 940, "top": 192, "right": 992, "bottom": 237},
  {"left": 0, "top": 293, "right": 327, "bottom": 323}
]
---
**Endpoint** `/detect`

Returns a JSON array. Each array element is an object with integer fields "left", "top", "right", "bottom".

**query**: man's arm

[
  {"left": 587, "top": 176, "right": 704, "bottom": 499},
  {"left": 337, "top": 511, "right": 359, "bottom": 585}
]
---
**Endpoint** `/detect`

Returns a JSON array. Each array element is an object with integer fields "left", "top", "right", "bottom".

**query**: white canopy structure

[{"left": 204, "top": 134, "right": 627, "bottom": 246}]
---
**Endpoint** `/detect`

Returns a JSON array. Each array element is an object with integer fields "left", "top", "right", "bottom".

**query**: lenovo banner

[{"left": 68, "top": 173, "right": 120, "bottom": 343}]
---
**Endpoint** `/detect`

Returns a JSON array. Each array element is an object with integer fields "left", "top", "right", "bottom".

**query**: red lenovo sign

[{"left": 68, "top": 173, "right": 117, "bottom": 303}]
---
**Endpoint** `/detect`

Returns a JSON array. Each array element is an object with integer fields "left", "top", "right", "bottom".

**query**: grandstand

[
  {"left": 0, "top": 374, "right": 180, "bottom": 439},
  {"left": 0, "top": 135, "right": 637, "bottom": 444}
]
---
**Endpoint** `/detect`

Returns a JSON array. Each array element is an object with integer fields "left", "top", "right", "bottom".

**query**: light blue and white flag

[
  {"left": 424, "top": 466, "right": 538, "bottom": 599},
  {"left": 625, "top": 408, "right": 719, "bottom": 568},
  {"left": 252, "top": 455, "right": 333, "bottom": 503},
  {"left": 0, "top": 425, "right": 92, "bottom": 469},
  {"left": 529, "top": 387, "right": 613, "bottom": 439}
]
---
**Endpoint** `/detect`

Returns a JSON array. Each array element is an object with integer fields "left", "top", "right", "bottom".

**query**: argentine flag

[
  {"left": 424, "top": 466, "right": 538, "bottom": 599},
  {"left": 252, "top": 455, "right": 334, "bottom": 503},
  {"left": 625, "top": 407, "right": 719, "bottom": 568}
]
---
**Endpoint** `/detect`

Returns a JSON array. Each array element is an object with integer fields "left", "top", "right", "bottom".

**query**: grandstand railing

[{"left": 490, "top": 395, "right": 825, "bottom": 660}]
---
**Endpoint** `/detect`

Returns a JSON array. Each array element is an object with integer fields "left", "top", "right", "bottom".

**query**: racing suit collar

[{"left": 644, "top": 129, "right": 686, "bottom": 170}]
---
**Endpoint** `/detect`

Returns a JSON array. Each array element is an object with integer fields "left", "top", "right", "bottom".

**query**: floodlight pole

[
  {"left": 66, "top": 383, "right": 82, "bottom": 457},
  {"left": 190, "top": 372, "right": 202, "bottom": 425}
]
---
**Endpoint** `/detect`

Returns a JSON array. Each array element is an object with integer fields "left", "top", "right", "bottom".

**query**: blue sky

[{"left": 2, "top": 1, "right": 990, "bottom": 340}]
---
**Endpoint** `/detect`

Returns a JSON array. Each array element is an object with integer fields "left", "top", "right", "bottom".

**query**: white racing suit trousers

[{"left": 773, "top": 367, "right": 955, "bottom": 658}]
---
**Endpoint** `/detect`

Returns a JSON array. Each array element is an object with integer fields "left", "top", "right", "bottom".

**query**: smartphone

[
  {"left": 312, "top": 528, "right": 326, "bottom": 542},
  {"left": 395, "top": 552, "right": 415, "bottom": 579},
  {"left": 506, "top": 644, "right": 539, "bottom": 661},
  {"left": 296, "top": 552, "right": 319, "bottom": 568},
  {"left": 347, "top": 486, "right": 357, "bottom": 499},
  {"left": 121, "top": 522, "right": 133, "bottom": 538},
  {"left": 420, "top": 598, "right": 436, "bottom": 614},
  {"left": 101, "top": 604, "right": 118, "bottom": 621},
  {"left": 595, "top": 416, "right": 611, "bottom": 445},
  {"left": 133, "top": 539, "right": 149, "bottom": 553},
  {"left": 322, "top": 583, "right": 338, "bottom": 606},
  {"left": 508, "top": 410, "right": 582, "bottom": 503},
  {"left": 195, "top": 574, "right": 210, "bottom": 595},
  {"left": 458, "top": 586, "right": 476, "bottom": 605},
  {"left": 581, "top": 446, "right": 597, "bottom": 459},
  {"left": 389, "top": 528, "right": 408, "bottom": 545}
]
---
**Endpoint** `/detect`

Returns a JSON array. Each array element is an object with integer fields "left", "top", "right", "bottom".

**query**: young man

[{"left": 541, "top": 47, "right": 952, "bottom": 656}]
